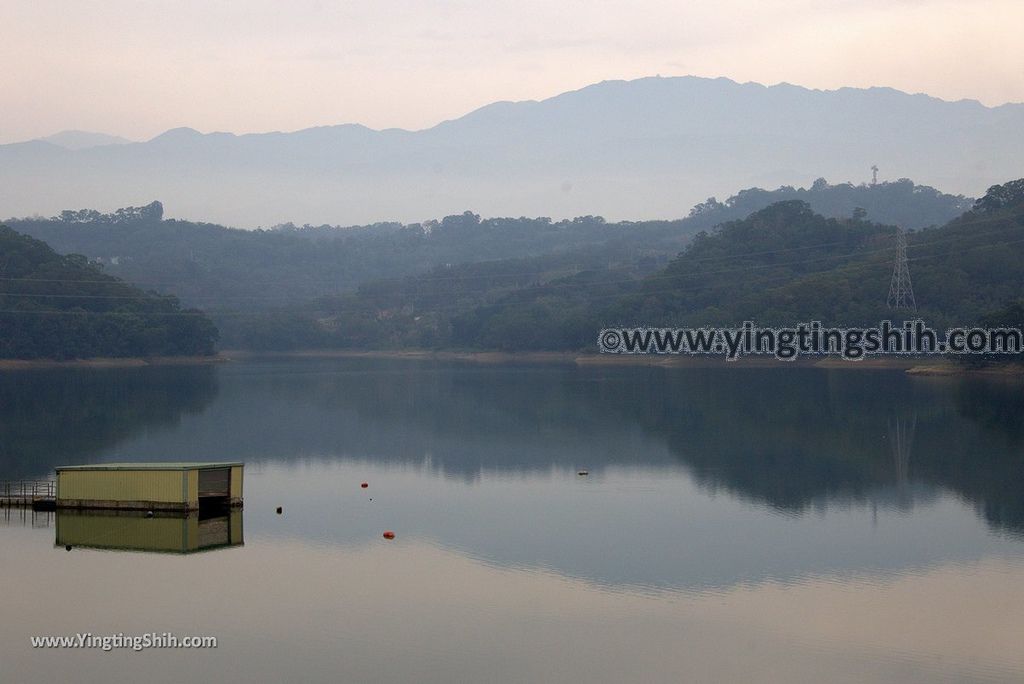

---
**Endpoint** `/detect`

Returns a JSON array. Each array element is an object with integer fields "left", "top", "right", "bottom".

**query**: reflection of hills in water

[
  {"left": 56, "top": 509, "right": 243, "bottom": 554},
  {"left": 0, "top": 366, "right": 219, "bottom": 478},
  {"left": 612, "top": 369, "right": 1022, "bottom": 537},
  {"left": 4, "top": 359, "right": 1022, "bottom": 536}
]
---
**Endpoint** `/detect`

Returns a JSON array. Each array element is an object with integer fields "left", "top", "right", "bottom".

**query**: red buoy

[
  {"left": 382, "top": 531, "right": 395, "bottom": 540},
  {"left": 361, "top": 482, "right": 369, "bottom": 489}
]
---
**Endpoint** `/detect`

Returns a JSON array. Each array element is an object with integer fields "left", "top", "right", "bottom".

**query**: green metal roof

[{"left": 55, "top": 462, "right": 243, "bottom": 472}]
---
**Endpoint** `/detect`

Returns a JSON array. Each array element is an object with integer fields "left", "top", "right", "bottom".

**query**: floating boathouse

[{"left": 55, "top": 462, "right": 243, "bottom": 512}]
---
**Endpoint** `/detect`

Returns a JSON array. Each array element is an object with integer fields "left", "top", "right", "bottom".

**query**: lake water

[{"left": 2, "top": 358, "right": 1023, "bottom": 683}]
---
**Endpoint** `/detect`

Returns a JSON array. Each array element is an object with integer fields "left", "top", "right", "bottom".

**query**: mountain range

[
  {"left": 2, "top": 76, "right": 1022, "bottom": 227},
  {"left": 35, "top": 130, "right": 132, "bottom": 150}
]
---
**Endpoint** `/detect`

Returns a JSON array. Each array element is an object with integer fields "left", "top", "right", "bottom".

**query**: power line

[
  {"left": 0, "top": 212, "right": 1011, "bottom": 291},
  {"left": 0, "top": 216, "right": 1020, "bottom": 317},
  {"left": 3, "top": 217, "right": 1020, "bottom": 304},
  {"left": 4, "top": 233, "right": 1023, "bottom": 319}
]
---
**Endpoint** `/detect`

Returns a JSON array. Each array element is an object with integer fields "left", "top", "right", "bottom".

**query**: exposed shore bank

[
  {"left": 4, "top": 349, "right": 1019, "bottom": 378},
  {"left": 0, "top": 355, "right": 229, "bottom": 370},
  {"left": 221, "top": 349, "right": 1024, "bottom": 376}
]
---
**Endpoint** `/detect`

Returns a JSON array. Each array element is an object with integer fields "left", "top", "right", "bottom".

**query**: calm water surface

[{"left": 2, "top": 358, "right": 1023, "bottom": 683}]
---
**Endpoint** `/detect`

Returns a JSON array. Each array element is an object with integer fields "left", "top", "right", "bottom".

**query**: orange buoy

[
  {"left": 382, "top": 531, "right": 395, "bottom": 540},
  {"left": 361, "top": 482, "right": 369, "bottom": 489}
]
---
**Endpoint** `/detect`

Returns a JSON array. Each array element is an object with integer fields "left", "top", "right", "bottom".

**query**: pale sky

[{"left": 1, "top": 0, "right": 1022, "bottom": 144}]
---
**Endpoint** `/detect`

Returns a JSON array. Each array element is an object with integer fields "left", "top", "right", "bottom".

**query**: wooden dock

[{"left": 0, "top": 480, "right": 57, "bottom": 511}]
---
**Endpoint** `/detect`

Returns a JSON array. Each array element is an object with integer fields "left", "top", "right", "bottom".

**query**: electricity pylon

[{"left": 887, "top": 225, "right": 917, "bottom": 312}]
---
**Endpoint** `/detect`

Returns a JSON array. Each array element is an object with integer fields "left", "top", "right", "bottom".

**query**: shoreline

[
  {"left": 3, "top": 349, "right": 1020, "bottom": 378},
  {"left": 222, "top": 349, "right": 1024, "bottom": 376},
  {"left": 0, "top": 354, "right": 229, "bottom": 371},
  {"left": 223, "top": 349, "right": 582, "bottom": 365}
]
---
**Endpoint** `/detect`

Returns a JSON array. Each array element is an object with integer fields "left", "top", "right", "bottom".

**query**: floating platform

[{"left": 55, "top": 462, "right": 243, "bottom": 512}]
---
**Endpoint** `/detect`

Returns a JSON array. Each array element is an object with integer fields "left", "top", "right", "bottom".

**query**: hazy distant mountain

[
  {"left": 36, "top": 130, "right": 132, "bottom": 150},
  {"left": 1, "top": 76, "right": 1021, "bottom": 227}
]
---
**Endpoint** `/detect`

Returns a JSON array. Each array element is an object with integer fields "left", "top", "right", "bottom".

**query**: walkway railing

[{"left": 0, "top": 480, "right": 55, "bottom": 506}]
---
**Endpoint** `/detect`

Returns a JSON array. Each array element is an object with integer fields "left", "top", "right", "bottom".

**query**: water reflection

[
  {"left": 56, "top": 509, "right": 243, "bottom": 554},
  {"left": 2, "top": 359, "right": 1023, "bottom": 683},
  {"left": 2, "top": 529, "right": 1022, "bottom": 684},
  {"left": 51, "top": 359, "right": 1022, "bottom": 537},
  {"left": 243, "top": 461, "right": 1014, "bottom": 592},
  {"left": 2, "top": 360, "right": 1023, "bottom": 535},
  {"left": 1, "top": 507, "right": 54, "bottom": 528},
  {"left": 0, "top": 366, "right": 218, "bottom": 478}
]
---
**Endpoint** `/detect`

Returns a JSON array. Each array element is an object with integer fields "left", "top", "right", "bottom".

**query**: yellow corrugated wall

[
  {"left": 230, "top": 466, "right": 243, "bottom": 499},
  {"left": 57, "top": 469, "right": 186, "bottom": 504},
  {"left": 230, "top": 508, "right": 243, "bottom": 542},
  {"left": 57, "top": 513, "right": 198, "bottom": 552}
]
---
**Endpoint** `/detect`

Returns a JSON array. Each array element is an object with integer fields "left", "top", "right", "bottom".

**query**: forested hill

[
  {"left": 0, "top": 226, "right": 217, "bottom": 359},
  {"left": 0, "top": 178, "right": 992, "bottom": 352},
  {"left": 4, "top": 179, "right": 968, "bottom": 317},
  {"left": 687, "top": 177, "right": 970, "bottom": 231},
  {"left": 664, "top": 179, "right": 1024, "bottom": 329},
  {"left": 456, "top": 180, "right": 1024, "bottom": 350},
  {"left": 204, "top": 179, "right": 1015, "bottom": 352}
]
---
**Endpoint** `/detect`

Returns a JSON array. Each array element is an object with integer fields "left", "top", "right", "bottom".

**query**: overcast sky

[{"left": 1, "top": 0, "right": 1022, "bottom": 144}]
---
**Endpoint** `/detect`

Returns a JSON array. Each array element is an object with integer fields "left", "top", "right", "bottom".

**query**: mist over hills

[
  {"left": 2, "top": 76, "right": 1021, "bottom": 227},
  {"left": 3, "top": 179, "right": 968, "bottom": 315},
  {"left": 36, "top": 130, "right": 132, "bottom": 150},
  {"left": 0, "top": 225, "right": 217, "bottom": 359},
  {"left": 2, "top": 177, "right": 996, "bottom": 353}
]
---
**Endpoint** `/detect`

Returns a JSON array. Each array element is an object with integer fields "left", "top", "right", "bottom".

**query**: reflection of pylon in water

[
  {"left": 887, "top": 226, "right": 917, "bottom": 312},
  {"left": 888, "top": 413, "right": 917, "bottom": 485}
]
